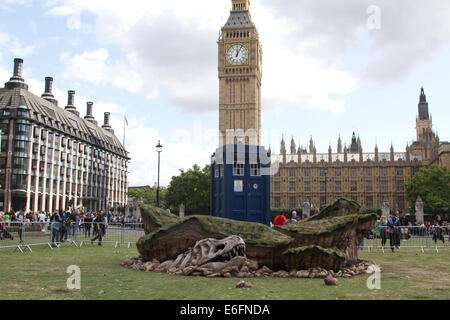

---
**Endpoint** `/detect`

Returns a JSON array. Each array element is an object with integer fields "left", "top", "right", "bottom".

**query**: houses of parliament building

[{"left": 270, "top": 87, "right": 450, "bottom": 211}]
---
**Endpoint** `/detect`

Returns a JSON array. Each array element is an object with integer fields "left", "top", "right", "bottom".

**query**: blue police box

[{"left": 210, "top": 144, "right": 271, "bottom": 226}]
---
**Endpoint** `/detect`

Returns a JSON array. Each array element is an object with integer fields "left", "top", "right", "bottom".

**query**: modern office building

[{"left": 0, "top": 58, "right": 130, "bottom": 213}]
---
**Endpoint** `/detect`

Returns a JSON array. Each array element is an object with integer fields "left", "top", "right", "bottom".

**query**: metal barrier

[
  {"left": 0, "top": 221, "right": 144, "bottom": 253},
  {"left": 2, "top": 222, "right": 448, "bottom": 254},
  {"left": 361, "top": 225, "right": 450, "bottom": 253}
]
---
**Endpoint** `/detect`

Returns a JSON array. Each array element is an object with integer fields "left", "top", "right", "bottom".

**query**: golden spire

[{"left": 231, "top": 0, "right": 250, "bottom": 12}]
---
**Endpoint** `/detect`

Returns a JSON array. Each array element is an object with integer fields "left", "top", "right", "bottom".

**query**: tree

[
  {"left": 128, "top": 187, "right": 167, "bottom": 207},
  {"left": 165, "top": 164, "right": 210, "bottom": 213},
  {"left": 405, "top": 165, "right": 450, "bottom": 218}
]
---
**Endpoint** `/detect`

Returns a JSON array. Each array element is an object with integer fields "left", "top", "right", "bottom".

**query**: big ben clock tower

[{"left": 218, "top": 0, "right": 262, "bottom": 147}]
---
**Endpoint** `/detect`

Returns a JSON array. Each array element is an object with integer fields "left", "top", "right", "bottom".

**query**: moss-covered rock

[
  {"left": 136, "top": 199, "right": 377, "bottom": 271},
  {"left": 281, "top": 246, "right": 347, "bottom": 271},
  {"left": 307, "top": 198, "right": 361, "bottom": 221},
  {"left": 137, "top": 215, "right": 293, "bottom": 269},
  {"left": 276, "top": 213, "right": 377, "bottom": 264},
  {"left": 139, "top": 204, "right": 180, "bottom": 235}
]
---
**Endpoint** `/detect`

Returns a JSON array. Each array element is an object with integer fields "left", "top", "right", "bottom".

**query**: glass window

[
  {"left": 289, "top": 168, "right": 295, "bottom": 177},
  {"left": 304, "top": 168, "right": 310, "bottom": 177},
  {"left": 304, "top": 181, "right": 311, "bottom": 192},
  {"left": 381, "top": 180, "right": 388, "bottom": 192},
  {"left": 366, "top": 196, "right": 374, "bottom": 208},
  {"left": 320, "top": 181, "right": 326, "bottom": 192},
  {"left": 335, "top": 181, "right": 342, "bottom": 192},
  {"left": 289, "top": 181, "right": 296, "bottom": 192},
  {"left": 274, "top": 197, "right": 281, "bottom": 208},
  {"left": 214, "top": 166, "right": 219, "bottom": 178},
  {"left": 233, "top": 162, "right": 244, "bottom": 176},
  {"left": 350, "top": 181, "right": 357, "bottom": 192},
  {"left": 250, "top": 164, "right": 261, "bottom": 176},
  {"left": 274, "top": 182, "right": 280, "bottom": 192},
  {"left": 289, "top": 197, "right": 296, "bottom": 208}
]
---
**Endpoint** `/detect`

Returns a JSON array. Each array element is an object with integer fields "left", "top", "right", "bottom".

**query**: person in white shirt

[{"left": 38, "top": 212, "right": 47, "bottom": 232}]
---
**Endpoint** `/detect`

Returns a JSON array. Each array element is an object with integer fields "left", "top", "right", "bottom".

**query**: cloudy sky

[{"left": 1, "top": 0, "right": 449, "bottom": 187}]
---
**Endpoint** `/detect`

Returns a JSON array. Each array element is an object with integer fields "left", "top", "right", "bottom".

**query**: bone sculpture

[{"left": 155, "top": 235, "right": 248, "bottom": 275}]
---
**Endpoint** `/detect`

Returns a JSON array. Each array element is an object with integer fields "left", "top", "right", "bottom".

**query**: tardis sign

[{"left": 210, "top": 144, "right": 272, "bottom": 226}]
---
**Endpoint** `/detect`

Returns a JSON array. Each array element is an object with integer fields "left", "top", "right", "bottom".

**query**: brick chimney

[
  {"left": 5, "top": 58, "right": 29, "bottom": 90},
  {"left": 65, "top": 90, "right": 80, "bottom": 116},
  {"left": 102, "top": 112, "right": 114, "bottom": 133},
  {"left": 41, "top": 77, "right": 58, "bottom": 105},
  {"left": 84, "top": 102, "right": 98, "bottom": 125}
]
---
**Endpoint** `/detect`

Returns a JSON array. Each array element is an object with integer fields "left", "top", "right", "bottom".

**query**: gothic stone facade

[
  {"left": 0, "top": 58, "right": 129, "bottom": 213},
  {"left": 271, "top": 88, "right": 448, "bottom": 211}
]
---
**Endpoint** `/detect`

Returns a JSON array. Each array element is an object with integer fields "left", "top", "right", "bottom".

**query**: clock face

[{"left": 227, "top": 44, "right": 248, "bottom": 65}]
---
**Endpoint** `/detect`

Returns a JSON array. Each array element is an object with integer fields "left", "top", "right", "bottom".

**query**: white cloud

[
  {"left": 46, "top": 0, "right": 357, "bottom": 114},
  {"left": 0, "top": 32, "right": 36, "bottom": 57},
  {"left": 62, "top": 48, "right": 143, "bottom": 93}
]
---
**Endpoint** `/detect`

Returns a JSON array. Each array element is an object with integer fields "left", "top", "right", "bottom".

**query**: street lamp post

[
  {"left": 324, "top": 168, "right": 328, "bottom": 206},
  {"left": 156, "top": 140, "right": 163, "bottom": 207}
]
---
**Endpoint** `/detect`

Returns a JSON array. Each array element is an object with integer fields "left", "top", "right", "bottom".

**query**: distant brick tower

[{"left": 218, "top": 0, "right": 262, "bottom": 147}]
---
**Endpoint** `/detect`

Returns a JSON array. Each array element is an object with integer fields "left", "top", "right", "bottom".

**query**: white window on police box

[
  {"left": 250, "top": 163, "right": 261, "bottom": 176},
  {"left": 214, "top": 166, "right": 219, "bottom": 178},
  {"left": 233, "top": 162, "right": 244, "bottom": 176},
  {"left": 234, "top": 180, "right": 244, "bottom": 192},
  {"left": 220, "top": 164, "right": 224, "bottom": 177}
]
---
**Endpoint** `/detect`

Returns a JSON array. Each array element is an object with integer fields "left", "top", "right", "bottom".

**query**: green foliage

[
  {"left": 139, "top": 204, "right": 180, "bottom": 229},
  {"left": 165, "top": 164, "right": 210, "bottom": 212},
  {"left": 128, "top": 187, "right": 167, "bottom": 207},
  {"left": 405, "top": 165, "right": 450, "bottom": 217}
]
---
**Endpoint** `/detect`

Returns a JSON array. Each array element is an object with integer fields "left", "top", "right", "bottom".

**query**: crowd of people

[
  {"left": 0, "top": 210, "right": 143, "bottom": 245},
  {"left": 272, "top": 208, "right": 320, "bottom": 226},
  {"left": 378, "top": 212, "right": 448, "bottom": 252},
  {"left": 271, "top": 209, "right": 449, "bottom": 251}
]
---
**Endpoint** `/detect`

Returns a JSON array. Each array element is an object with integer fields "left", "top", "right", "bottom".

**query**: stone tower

[
  {"left": 218, "top": 0, "right": 262, "bottom": 147},
  {"left": 410, "top": 87, "right": 439, "bottom": 164},
  {"left": 416, "top": 87, "right": 432, "bottom": 141}
]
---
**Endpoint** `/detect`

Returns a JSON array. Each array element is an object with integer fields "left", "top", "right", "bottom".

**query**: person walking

[
  {"left": 50, "top": 211, "right": 63, "bottom": 246},
  {"left": 379, "top": 216, "right": 388, "bottom": 249},
  {"left": 84, "top": 212, "right": 93, "bottom": 238},
  {"left": 91, "top": 212, "right": 105, "bottom": 246},
  {"left": 38, "top": 211, "right": 46, "bottom": 232},
  {"left": 399, "top": 212, "right": 409, "bottom": 242},
  {"left": 387, "top": 212, "right": 399, "bottom": 252},
  {"left": 432, "top": 215, "right": 446, "bottom": 246}
]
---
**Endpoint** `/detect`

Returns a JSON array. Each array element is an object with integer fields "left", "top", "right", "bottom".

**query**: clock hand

[{"left": 236, "top": 45, "right": 242, "bottom": 58}]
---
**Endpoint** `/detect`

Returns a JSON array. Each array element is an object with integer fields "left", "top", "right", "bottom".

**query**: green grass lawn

[{"left": 0, "top": 244, "right": 449, "bottom": 300}]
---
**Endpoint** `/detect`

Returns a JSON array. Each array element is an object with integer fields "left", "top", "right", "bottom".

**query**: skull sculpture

[
  {"left": 190, "top": 235, "right": 246, "bottom": 266},
  {"left": 157, "top": 235, "right": 246, "bottom": 273}
]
